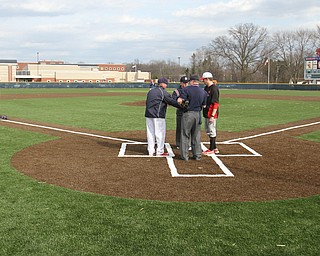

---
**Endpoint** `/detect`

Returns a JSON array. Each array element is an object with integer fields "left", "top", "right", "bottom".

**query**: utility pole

[{"left": 36, "top": 52, "right": 40, "bottom": 81}]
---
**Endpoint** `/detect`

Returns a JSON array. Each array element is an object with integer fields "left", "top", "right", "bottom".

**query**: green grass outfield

[{"left": 0, "top": 88, "right": 320, "bottom": 255}]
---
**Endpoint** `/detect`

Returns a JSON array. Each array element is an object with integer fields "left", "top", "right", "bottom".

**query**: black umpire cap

[{"left": 180, "top": 76, "right": 189, "bottom": 83}]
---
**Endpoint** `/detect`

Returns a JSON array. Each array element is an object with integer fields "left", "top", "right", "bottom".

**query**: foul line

[
  {"left": 3, "top": 118, "right": 318, "bottom": 178},
  {"left": 1, "top": 119, "right": 140, "bottom": 144},
  {"left": 223, "top": 121, "right": 320, "bottom": 143}
]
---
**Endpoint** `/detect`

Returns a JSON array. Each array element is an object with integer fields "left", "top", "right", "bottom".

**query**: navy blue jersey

[
  {"left": 179, "top": 85, "right": 207, "bottom": 112},
  {"left": 145, "top": 86, "right": 180, "bottom": 118}
]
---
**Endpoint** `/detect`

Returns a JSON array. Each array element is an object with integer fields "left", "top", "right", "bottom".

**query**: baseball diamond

[{"left": 0, "top": 92, "right": 319, "bottom": 202}]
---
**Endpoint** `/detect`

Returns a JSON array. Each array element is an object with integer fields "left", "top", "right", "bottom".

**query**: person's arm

[
  {"left": 164, "top": 91, "right": 180, "bottom": 108},
  {"left": 208, "top": 86, "right": 219, "bottom": 120},
  {"left": 208, "top": 102, "right": 219, "bottom": 117},
  {"left": 172, "top": 89, "right": 179, "bottom": 101}
]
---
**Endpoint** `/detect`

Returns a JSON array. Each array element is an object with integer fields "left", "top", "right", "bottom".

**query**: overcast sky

[{"left": 0, "top": 0, "right": 319, "bottom": 65}]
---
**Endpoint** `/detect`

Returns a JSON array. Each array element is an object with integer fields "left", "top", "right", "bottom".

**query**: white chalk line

[
  {"left": 118, "top": 142, "right": 175, "bottom": 158},
  {"left": 168, "top": 142, "right": 261, "bottom": 178},
  {"left": 4, "top": 119, "right": 317, "bottom": 178},
  {"left": 201, "top": 142, "right": 262, "bottom": 157},
  {"left": 1, "top": 119, "right": 140, "bottom": 144},
  {"left": 5, "top": 103, "right": 316, "bottom": 180},
  {"left": 223, "top": 121, "right": 320, "bottom": 143},
  {"left": 119, "top": 142, "right": 243, "bottom": 177},
  {"left": 166, "top": 143, "right": 233, "bottom": 177},
  {"left": 118, "top": 121, "right": 320, "bottom": 178}
]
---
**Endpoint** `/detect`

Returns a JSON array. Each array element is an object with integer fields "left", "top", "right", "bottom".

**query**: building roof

[{"left": 0, "top": 59, "right": 17, "bottom": 63}]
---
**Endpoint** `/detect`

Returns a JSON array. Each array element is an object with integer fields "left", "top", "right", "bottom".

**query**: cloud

[
  {"left": 173, "top": 0, "right": 320, "bottom": 27},
  {"left": 173, "top": 0, "right": 260, "bottom": 17},
  {"left": 118, "top": 15, "right": 162, "bottom": 26},
  {"left": 0, "top": 0, "right": 71, "bottom": 16},
  {"left": 35, "top": 23, "right": 77, "bottom": 33},
  {"left": 95, "top": 32, "right": 155, "bottom": 43},
  {"left": 0, "top": 0, "right": 318, "bottom": 65}
]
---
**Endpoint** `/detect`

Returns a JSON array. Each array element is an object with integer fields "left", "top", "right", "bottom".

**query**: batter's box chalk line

[
  {"left": 118, "top": 141, "right": 262, "bottom": 178},
  {"left": 7, "top": 119, "right": 319, "bottom": 178}
]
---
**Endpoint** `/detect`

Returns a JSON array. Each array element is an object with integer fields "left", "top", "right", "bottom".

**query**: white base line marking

[
  {"left": 167, "top": 142, "right": 234, "bottom": 177},
  {"left": 1, "top": 119, "right": 140, "bottom": 144},
  {"left": 119, "top": 142, "right": 234, "bottom": 177},
  {"left": 118, "top": 142, "right": 127, "bottom": 157},
  {"left": 223, "top": 121, "right": 320, "bottom": 143},
  {"left": 202, "top": 142, "right": 262, "bottom": 157},
  {"left": 118, "top": 143, "right": 175, "bottom": 158},
  {"left": 13, "top": 119, "right": 316, "bottom": 178},
  {"left": 119, "top": 141, "right": 262, "bottom": 178}
]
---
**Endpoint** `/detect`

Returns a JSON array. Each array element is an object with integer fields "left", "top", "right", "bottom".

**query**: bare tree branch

[{"left": 210, "top": 23, "right": 269, "bottom": 82}]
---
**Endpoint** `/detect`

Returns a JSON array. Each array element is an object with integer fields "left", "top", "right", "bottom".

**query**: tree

[
  {"left": 210, "top": 23, "right": 269, "bottom": 82},
  {"left": 130, "top": 59, "right": 186, "bottom": 82},
  {"left": 189, "top": 47, "right": 224, "bottom": 79},
  {"left": 314, "top": 25, "right": 320, "bottom": 50},
  {"left": 272, "top": 29, "right": 316, "bottom": 83}
]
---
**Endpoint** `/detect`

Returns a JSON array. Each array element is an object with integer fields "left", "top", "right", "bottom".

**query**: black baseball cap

[
  {"left": 158, "top": 78, "right": 169, "bottom": 84},
  {"left": 180, "top": 76, "right": 189, "bottom": 83}
]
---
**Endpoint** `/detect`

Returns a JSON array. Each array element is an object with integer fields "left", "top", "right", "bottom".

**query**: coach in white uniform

[{"left": 145, "top": 78, "right": 181, "bottom": 156}]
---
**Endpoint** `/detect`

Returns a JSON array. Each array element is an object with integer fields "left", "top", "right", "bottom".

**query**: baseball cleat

[
  {"left": 202, "top": 148, "right": 220, "bottom": 155},
  {"left": 156, "top": 152, "right": 169, "bottom": 157},
  {"left": 202, "top": 149, "right": 214, "bottom": 155},
  {"left": 0, "top": 115, "right": 8, "bottom": 120}
]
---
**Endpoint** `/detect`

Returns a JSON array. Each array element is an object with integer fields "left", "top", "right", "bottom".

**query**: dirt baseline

[
  {"left": 1, "top": 117, "right": 318, "bottom": 202},
  {"left": 1, "top": 93, "right": 320, "bottom": 202}
]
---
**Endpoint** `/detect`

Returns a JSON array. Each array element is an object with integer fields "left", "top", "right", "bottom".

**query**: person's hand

[{"left": 181, "top": 100, "right": 189, "bottom": 109}]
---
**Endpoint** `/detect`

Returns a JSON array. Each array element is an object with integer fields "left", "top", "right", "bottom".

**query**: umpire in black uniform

[
  {"left": 178, "top": 75, "right": 207, "bottom": 160},
  {"left": 172, "top": 76, "right": 189, "bottom": 149}
]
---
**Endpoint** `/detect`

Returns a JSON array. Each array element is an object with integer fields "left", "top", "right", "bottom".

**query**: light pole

[
  {"left": 36, "top": 52, "right": 39, "bottom": 81},
  {"left": 266, "top": 57, "right": 271, "bottom": 90},
  {"left": 178, "top": 56, "right": 181, "bottom": 66}
]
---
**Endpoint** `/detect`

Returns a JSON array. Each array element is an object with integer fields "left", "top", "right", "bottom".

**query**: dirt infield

[{"left": 1, "top": 93, "right": 320, "bottom": 202}]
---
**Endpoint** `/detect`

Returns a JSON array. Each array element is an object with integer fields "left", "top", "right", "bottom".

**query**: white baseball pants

[{"left": 146, "top": 117, "right": 166, "bottom": 155}]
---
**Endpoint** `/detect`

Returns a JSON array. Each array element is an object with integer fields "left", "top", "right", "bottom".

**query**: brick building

[{"left": 0, "top": 59, "right": 151, "bottom": 83}]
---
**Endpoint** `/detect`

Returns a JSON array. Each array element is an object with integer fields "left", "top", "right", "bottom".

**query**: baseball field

[{"left": 0, "top": 87, "right": 319, "bottom": 255}]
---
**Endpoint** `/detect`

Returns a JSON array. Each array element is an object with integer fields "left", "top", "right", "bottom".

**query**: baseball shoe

[
  {"left": 193, "top": 156, "right": 201, "bottom": 160},
  {"left": 156, "top": 152, "right": 169, "bottom": 157},
  {"left": 202, "top": 148, "right": 220, "bottom": 155},
  {"left": 0, "top": 115, "right": 8, "bottom": 120},
  {"left": 202, "top": 149, "right": 214, "bottom": 155}
]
